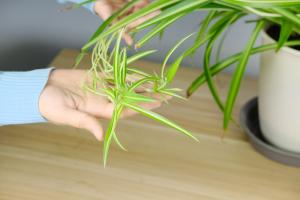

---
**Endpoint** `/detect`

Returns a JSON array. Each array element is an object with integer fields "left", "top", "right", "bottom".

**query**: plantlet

[
  {"left": 82, "top": 30, "right": 197, "bottom": 166},
  {"left": 77, "top": 0, "right": 300, "bottom": 130}
]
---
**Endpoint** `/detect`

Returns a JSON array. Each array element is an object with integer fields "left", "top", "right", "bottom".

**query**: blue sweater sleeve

[
  {"left": 58, "top": 0, "right": 95, "bottom": 13},
  {"left": 0, "top": 1, "right": 95, "bottom": 126},
  {"left": 0, "top": 68, "right": 53, "bottom": 125}
]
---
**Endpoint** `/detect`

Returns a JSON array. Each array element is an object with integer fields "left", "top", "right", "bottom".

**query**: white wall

[{"left": 0, "top": 0, "right": 260, "bottom": 76}]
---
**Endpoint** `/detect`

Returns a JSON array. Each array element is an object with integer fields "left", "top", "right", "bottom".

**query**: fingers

[
  {"left": 122, "top": 10, "right": 160, "bottom": 45},
  {"left": 151, "top": 93, "right": 172, "bottom": 101},
  {"left": 127, "top": 10, "right": 161, "bottom": 30},
  {"left": 61, "top": 108, "right": 104, "bottom": 141},
  {"left": 124, "top": 10, "right": 161, "bottom": 45},
  {"left": 95, "top": 0, "right": 160, "bottom": 46},
  {"left": 94, "top": 0, "right": 112, "bottom": 20},
  {"left": 84, "top": 88, "right": 171, "bottom": 119}
]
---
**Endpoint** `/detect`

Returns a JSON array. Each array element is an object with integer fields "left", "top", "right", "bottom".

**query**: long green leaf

[
  {"left": 136, "top": 13, "right": 186, "bottom": 48},
  {"left": 273, "top": 7, "right": 300, "bottom": 27},
  {"left": 74, "top": 52, "right": 87, "bottom": 68},
  {"left": 120, "top": 48, "right": 127, "bottom": 86},
  {"left": 277, "top": 19, "right": 293, "bottom": 51},
  {"left": 195, "top": 10, "right": 219, "bottom": 43},
  {"left": 221, "top": 0, "right": 300, "bottom": 8},
  {"left": 224, "top": 20, "right": 265, "bottom": 129},
  {"left": 124, "top": 93, "right": 156, "bottom": 104},
  {"left": 113, "top": 131, "right": 127, "bottom": 151},
  {"left": 160, "top": 89, "right": 186, "bottom": 100},
  {"left": 127, "top": 68, "right": 151, "bottom": 78},
  {"left": 128, "top": 77, "right": 156, "bottom": 92},
  {"left": 203, "top": 13, "right": 242, "bottom": 112},
  {"left": 127, "top": 50, "right": 157, "bottom": 64},
  {"left": 136, "top": 0, "right": 210, "bottom": 31},
  {"left": 180, "top": 11, "right": 241, "bottom": 61},
  {"left": 123, "top": 103, "right": 198, "bottom": 141},
  {"left": 187, "top": 40, "right": 300, "bottom": 96},
  {"left": 208, "top": 11, "right": 242, "bottom": 34},
  {"left": 103, "top": 105, "right": 123, "bottom": 167},
  {"left": 166, "top": 56, "right": 184, "bottom": 83},
  {"left": 161, "top": 33, "right": 194, "bottom": 77},
  {"left": 203, "top": 34, "right": 225, "bottom": 111},
  {"left": 215, "top": 24, "right": 232, "bottom": 63},
  {"left": 114, "top": 30, "right": 124, "bottom": 88}
]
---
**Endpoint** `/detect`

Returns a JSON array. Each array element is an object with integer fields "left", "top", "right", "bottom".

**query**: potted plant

[
  {"left": 76, "top": 0, "right": 300, "bottom": 164},
  {"left": 259, "top": 23, "right": 300, "bottom": 153}
]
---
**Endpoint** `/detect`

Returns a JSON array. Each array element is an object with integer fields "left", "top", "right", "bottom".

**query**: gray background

[{"left": 0, "top": 0, "right": 259, "bottom": 75}]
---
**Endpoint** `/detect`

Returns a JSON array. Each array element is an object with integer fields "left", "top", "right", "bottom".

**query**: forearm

[{"left": 0, "top": 68, "right": 53, "bottom": 125}]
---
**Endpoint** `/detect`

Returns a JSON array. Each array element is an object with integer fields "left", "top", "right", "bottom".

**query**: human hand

[
  {"left": 39, "top": 69, "right": 162, "bottom": 141},
  {"left": 94, "top": 0, "right": 160, "bottom": 45}
]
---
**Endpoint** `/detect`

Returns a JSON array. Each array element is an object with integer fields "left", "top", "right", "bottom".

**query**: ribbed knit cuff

[{"left": 0, "top": 68, "right": 54, "bottom": 125}]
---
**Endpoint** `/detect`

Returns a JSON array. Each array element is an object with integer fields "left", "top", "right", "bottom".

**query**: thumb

[{"left": 62, "top": 108, "right": 104, "bottom": 141}]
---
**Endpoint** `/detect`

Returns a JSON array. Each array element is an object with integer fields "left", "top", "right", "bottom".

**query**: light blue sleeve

[
  {"left": 58, "top": 0, "right": 96, "bottom": 13},
  {"left": 0, "top": 1, "right": 95, "bottom": 126},
  {"left": 0, "top": 68, "right": 54, "bottom": 125}
]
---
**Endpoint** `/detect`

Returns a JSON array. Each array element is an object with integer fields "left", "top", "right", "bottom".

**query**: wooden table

[{"left": 0, "top": 49, "right": 299, "bottom": 200}]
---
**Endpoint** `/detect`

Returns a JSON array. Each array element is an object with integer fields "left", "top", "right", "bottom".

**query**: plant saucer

[{"left": 240, "top": 97, "right": 300, "bottom": 167}]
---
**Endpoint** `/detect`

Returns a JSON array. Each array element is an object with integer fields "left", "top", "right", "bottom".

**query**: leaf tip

[
  {"left": 193, "top": 136, "right": 200, "bottom": 142},
  {"left": 186, "top": 90, "right": 192, "bottom": 98},
  {"left": 134, "top": 43, "right": 140, "bottom": 50}
]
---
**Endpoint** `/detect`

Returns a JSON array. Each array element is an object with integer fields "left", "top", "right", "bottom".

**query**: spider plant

[
  {"left": 83, "top": 30, "right": 197, "bottom": 166},
  {"left": 76, "top": 0, "right": 300, "bottom": 130}
]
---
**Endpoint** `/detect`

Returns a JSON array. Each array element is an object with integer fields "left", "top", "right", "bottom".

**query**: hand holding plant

[
  {"left": 66, "top": 0, "right": 300, "bottom": 166},
  {"left": 42, "top": 27, "right": 197, "bottom": 166},
  {"left": 39, "top": 68, "right": 163, "bottom": 141},
  {"left": 81, "top": 31, "right": 197, "bottom": 166}
]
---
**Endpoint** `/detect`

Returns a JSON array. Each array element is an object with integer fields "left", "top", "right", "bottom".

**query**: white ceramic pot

[{"left": 259, "top": 29, "right": 300, "bottom": 153}]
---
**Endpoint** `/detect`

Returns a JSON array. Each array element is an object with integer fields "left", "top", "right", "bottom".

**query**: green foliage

[
  {"left": 276, "top": 19, "right": 293, "bottom": 51},
  {"left": 84, "top": 31, "right": 197, "bottom": 167},
  {"left": 85, "top": 0, "right": 300, "bottom": 128},
  {"left": 224, "top": 20, "right": 265, "bottom": 129},
  {"left": 77, "top": 0, "right": 300, "bottom": 164}
]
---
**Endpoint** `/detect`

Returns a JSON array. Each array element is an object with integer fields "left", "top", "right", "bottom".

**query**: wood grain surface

[{"left": 0, "top": 49, "right": 299, "bottom": 200}]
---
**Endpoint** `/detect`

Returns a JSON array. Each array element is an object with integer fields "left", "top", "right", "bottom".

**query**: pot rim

[{"left": 262, "top": 27, "right": 300, "bottom": 57}]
